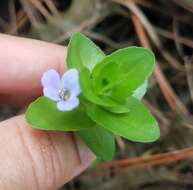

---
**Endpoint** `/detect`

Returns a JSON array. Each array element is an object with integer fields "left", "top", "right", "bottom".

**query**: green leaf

[
  {"left": 92, "top": 61, "right": 120, "bottom": 95},
  {"left": 67, "top": 32, "right": 105, "bottom": 71},
  {"left": 92, "top": 47, "right": 155, "bottom": 101},
  {"left": 105, "top": 84, "right": 148, "bottom": 112},
  {"left": 79, "top": 67, "right": 118, "bottom": 107},
  {"left": 26, "top": 96, "right": 94, "bottom": 131},
  {"left": 78, "top": 125, "right": 115, "bottom": 160},
  {"left": 105, "top": 104, "right": 130, "bottom": 113},
  {"left": 85, "top": 97, "right": 160, "bottom": 142},
  {"left": 132, "top": 80, "right": 148, "bottom": 100},
  {"left": 107, "top": 80, "right": 148, "bottom": 113},
  {"left": 104, "top": 99, "right": 130, "bottom": 113}
]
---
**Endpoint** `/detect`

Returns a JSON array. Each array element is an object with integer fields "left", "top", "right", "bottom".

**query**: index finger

[{"left": 0, "top": 34, "right": 66, "bottom": 104}]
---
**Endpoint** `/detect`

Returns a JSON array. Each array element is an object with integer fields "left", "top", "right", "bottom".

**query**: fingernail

[{"left": 75, "top": 135, "right": 96, "bottom": 165}]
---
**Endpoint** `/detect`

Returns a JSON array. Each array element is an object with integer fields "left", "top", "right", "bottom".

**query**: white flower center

[{"left": 58, "top": 89, "right": 71, "bottom": 101}]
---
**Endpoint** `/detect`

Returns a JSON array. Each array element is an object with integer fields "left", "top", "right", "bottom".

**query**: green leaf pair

[{"left": 25, "top": 32, "right": 160, "bottom": 160}]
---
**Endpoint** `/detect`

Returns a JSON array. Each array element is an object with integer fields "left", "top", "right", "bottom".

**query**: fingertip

[
  {"left": 0, "top": 34, "right": 66, "bottom": 101},
  {"left": 0, "top": 115, "right": 95, "bottom": 189}
]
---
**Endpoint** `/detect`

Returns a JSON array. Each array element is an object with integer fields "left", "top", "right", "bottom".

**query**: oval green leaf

[
  {"left": 26, "top": 96, "right": 94, "bottom": 131},
  {"left": 92, "top": 47, "right": 155, "bottom": 101},
  {"left": 67, "top": 32, "right": 105, "bottom": 71},
  {"left": 78, "top": 125, "right": 115, "bottom": 160},
  {"left": 85, "top": 97, "right": 160, "bottom": 142}
]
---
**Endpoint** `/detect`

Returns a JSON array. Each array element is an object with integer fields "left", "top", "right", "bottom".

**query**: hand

[{"left": 0, "top": 34, "right": 95, "bottom": 190}]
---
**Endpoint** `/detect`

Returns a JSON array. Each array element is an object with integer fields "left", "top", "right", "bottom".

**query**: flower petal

[
  {"left": 41, "top": 69, "right": 60, "bottom": 90},
  {"left": 61, "top": 69, "right": 81, "bottom": 96},
  {"left": 70, "top": 83, "right": 81, "bottom": 97},
  {"left": 57, "top": 97, "right": 79, "bottom": 111},
  {"left": 43, "top": 87, "right": 60, "bottom": 101}
]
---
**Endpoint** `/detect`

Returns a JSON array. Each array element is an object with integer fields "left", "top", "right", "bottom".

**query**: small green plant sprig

[{"left": 25, "top": 32, "right": 160, "bottom": 160}]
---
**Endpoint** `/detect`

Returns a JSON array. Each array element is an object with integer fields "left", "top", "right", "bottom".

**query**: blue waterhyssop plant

[{"left": 25, "top": 32, "right": 160, "bottom": 160}]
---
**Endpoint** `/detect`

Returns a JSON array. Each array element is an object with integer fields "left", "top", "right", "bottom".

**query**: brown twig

[
  {"left": 184, "top": 56, "right": 193, "bottom": 103},
  {"left": 53, "top": 15, "right": 105, "bottom": 43},
  {"left": 173, "top": 0, "right": 193, "bottom": 14},
  {"left": 156, "top": 26, "right": 193, "bottom": 49},
  {"left": 8, "top": 0, "right": 18, "bottom": 34},
  {"left": 143, "top": 99, "right": 170, "bottom": 128},
  {"left": 113, "top": 0, "right": 160, "bottom": 47},
  {"left": 102, "top": 147, "right": 193, "bottom": 170},
  {"left": 84, "top": 30, "right": 128, "bottom": 49},
  {"left": 116, "top": 137, "right": 126, "bottom": 152},
  {"left": 28, "top": 0, "right": 51, "bottom": 18},
  {"left": 43, "top": 0, "right": 60, "bottom": 16},
  {"left": 7, "top": 9, "right": 28, "bottom": 34},
  {"left": 20, "top": 0, "right": 39, "bottom": 27}
]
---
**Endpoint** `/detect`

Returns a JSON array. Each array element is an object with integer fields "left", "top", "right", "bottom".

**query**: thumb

[{"left": 0, "top": 115, "right": 95, "bottom": 190}]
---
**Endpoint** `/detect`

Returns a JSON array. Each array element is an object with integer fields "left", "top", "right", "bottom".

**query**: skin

[{"left": 0, "top": 34, "right": 95, "bottom": 190}]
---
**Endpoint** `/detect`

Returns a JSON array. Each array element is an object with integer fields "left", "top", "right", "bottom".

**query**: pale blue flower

[{"left": 41, "top": 69, "right": 81, "bottom": 112}]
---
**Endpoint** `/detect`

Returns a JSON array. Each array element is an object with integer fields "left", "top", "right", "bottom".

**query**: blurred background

[{"left": 1, "top": 0, "right": 193, "bottom": 189}]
